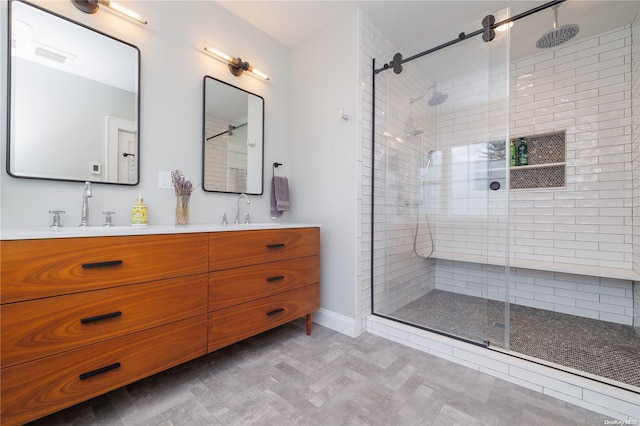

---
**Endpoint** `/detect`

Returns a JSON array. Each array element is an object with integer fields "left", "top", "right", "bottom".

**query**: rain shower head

[
  {"left": 536, "top": 4, "right": 579, "bottom": 49},
  {"left": 427, "top": 92, "right": 448, "bottom": 107},
  {"left": 410, "top": 83, "right": 448, "bottom": 107}
]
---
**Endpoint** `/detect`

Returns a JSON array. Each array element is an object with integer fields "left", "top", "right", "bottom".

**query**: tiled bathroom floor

[
  {"left": 391, "top": 289, "right": 640, "bottom": 388},
  {"left": 27, "top": 319, "right": 609, "bottom": 425}
]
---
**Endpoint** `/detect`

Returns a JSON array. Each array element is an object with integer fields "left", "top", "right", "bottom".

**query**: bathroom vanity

[{"left": 0, "top": 225, "right": 320, "bottom": 425}]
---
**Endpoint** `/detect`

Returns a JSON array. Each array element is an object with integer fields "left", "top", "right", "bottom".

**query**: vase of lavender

[{"left": 171, "top": 170, "right": 193, "bottom": 226}]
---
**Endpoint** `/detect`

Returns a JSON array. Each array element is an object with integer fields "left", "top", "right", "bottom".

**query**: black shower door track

[{"left": 374, "top": 0, "right": 565, "bottom": 75}]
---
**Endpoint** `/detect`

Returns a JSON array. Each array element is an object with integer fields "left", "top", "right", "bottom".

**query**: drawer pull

[
  {"left": 80, "top": 311, "right": 122, "bottom": 324},
  {"left": 79, "top": 362, "right": 121, "bottom": 380},
  {"left": 81, "top": 260, "right": 123, "bottom": 269},
  {"left": 267, "top": 308, "right": 285, "bottom": 317},
  {"left": 266, "top": 243, "right": 285, "bottom": 249},
  {"left": 266, "top": 275, "right": 285, "bottom": 282}
]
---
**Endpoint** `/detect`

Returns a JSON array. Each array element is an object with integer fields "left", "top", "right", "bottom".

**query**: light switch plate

[{"left": 158, "top": 171, "right": 172, "bottom": 189}]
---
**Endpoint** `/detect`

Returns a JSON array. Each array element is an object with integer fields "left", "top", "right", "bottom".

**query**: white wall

[
  {"left": 290, "top": 9, "right": 360, "bottom": 336},
  {"left": 1, "top": 1, "right": 292, "bottom": 228}
]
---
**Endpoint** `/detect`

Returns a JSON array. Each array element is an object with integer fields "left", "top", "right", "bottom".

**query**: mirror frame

[
  {"left": 202, "top": 75, "right": 264, "bottom": 195},
  {"left": 6, "top": 0, "right": 141, "bottom": 185}
]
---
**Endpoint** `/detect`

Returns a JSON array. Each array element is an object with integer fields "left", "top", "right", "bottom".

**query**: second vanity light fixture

[
  {"left": 71, "top": 0, "right": 147, "bottom": 25},
  {"left": 204, "top": 46, "right": 270, "bottom": 81}
]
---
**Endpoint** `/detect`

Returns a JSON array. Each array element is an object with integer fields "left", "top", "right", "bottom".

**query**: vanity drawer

[
  {"left": 1, "top": 315, "right": 207, "bottom": 426},
  {"left": 1, "top": 275, "right": 207, "bottom": 368},
  {"left": 208, "top": 283, "right": 319, "bottom": 352},
  {"left": 1, "top": 233, "right": 208, "bottom": 303},
  {"left": 209, "top": 255, "right": 319, "bottom": 311},
  {"left": 209, "top": 227, "right": 320, "bottom": 270}
]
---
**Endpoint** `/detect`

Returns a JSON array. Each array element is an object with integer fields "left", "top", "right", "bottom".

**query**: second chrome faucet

[{"left": 234, "top": 193, "right": 251, "bottom": 224}]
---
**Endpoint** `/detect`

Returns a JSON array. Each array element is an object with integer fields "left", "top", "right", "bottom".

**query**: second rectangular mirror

[{"left": 203, "top": 76, "right": 264, "bottom": 194}]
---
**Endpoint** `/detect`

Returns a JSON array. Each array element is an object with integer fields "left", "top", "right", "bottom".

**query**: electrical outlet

[{"left": 158, "top": 171, "right": 173, "bottom": 189}]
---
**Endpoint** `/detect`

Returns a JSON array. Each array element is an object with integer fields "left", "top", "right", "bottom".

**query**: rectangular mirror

[
  {"left": 7, "top": 0, "right": 140, "bottom": 185},
  {"left": 203, "top": 76, "right": 264, "bottom": 194}
]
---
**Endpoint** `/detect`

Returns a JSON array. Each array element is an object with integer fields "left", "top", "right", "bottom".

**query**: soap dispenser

[{"left": 131, "top": 194, "right": 148, "bottom": 226}]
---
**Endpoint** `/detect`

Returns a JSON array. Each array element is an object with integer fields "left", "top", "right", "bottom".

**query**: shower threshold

[{"left": 389, "top": 289, "right": 640, "bottom": 390}]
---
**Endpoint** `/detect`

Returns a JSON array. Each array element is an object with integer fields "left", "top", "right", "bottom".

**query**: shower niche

[{"left": 509, "top": 130, "right": 566, "bottom": 190}]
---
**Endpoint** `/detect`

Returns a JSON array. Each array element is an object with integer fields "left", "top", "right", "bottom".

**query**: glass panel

[
  {"left": 372, "top": 8, "right": 510, "bottom": 347},
  {"left": 504, "top": 4, "right": 640, "bottom": 389}
]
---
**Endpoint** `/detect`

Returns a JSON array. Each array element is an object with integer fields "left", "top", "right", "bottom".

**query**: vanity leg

[{"left": 306, "top": 313, "right": 312, "bottom": 335}]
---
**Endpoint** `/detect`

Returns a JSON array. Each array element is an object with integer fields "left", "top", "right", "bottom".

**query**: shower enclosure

[{"left": 371, "top": 0, "right": 640, "bottom": 391}]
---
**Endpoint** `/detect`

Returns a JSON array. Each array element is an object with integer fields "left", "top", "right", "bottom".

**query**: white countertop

[{"left": 0, "top": 223, "right": 321, "bottom": 240}]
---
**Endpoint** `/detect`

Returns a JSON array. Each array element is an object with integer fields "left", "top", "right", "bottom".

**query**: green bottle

[
  {"left": 510, "top": 140, "right": 517, "bottom": 167},
  {"left": 518, "top": 138, "right": 528, "bottom": 166}
]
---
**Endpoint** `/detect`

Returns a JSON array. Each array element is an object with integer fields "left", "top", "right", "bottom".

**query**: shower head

[
  {"left": 410, "top": 83, "right": 448, "bottom": 107},
  {"left": 427, "top": 92, "right": 448, "bottom": 107},
  {"left": 536, "top": 4, "right": 579, "bottom": 49}
]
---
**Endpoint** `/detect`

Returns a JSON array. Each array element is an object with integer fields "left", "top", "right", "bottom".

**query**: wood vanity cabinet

[
  {"left": 208, "top": 227, "right": 320, "bottom": 352},
  {"left": 0, "top": 227, "right": 320, "bottom": 425}
]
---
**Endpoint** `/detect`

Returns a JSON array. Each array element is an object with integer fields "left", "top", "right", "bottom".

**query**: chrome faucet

[
  {"left": 234, "top": 193, "right": 251, "bottom": 224},
  {"left": 80, "top": 181, "right": 93, "bottom": 227}
]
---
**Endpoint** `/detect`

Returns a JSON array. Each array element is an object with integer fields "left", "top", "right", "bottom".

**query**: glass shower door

[{"left": 371, "top": 8, "right": 512, "bottom": 348}]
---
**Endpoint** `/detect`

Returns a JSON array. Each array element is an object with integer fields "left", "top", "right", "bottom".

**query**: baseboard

[{"left": 313, "top": 308, "right": 358, "bottom": 337}]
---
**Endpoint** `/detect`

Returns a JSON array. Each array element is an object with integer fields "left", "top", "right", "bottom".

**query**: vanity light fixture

[
  {"left": 203, "top": 46, "right": 270, "bottom": 81},
  {"left": 71, "top": 0, "right": 147, "bottom": 25}
]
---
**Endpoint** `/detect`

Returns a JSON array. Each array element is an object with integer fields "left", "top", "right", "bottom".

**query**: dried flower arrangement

[{"left": 171, "top": 169, "right": 194, "bottom": 197}]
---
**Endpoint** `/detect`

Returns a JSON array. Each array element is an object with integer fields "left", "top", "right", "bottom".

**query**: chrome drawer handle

[
  {"left": 80, "top": 311, "right": 122, "bottom": 324},
  {"left": 266, "top": 308, "right": 285, "bottom": 317},
  {"left": 81, "top": 260, "right": 123, "bottom": 269},
  {"left": 266, "top": 276, "right": 285, "bottom": 282},
  {"left": 266, "top": 243, "right": 285, "bottom": 249},
  {"left": 79, "top": 362, "right": 121, "bottom": 380}
]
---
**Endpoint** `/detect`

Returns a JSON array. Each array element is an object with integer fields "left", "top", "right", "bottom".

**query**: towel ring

[{"left": 272, "top": 162, "right": 283, "bottom": 178}]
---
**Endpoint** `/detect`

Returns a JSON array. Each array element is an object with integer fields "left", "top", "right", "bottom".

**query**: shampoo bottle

[
  {"left": 518, "top": 138, "right": 528, "bottom": 166},
  {"left": 510, "top": 140, "right": 517, "bottom": 167},
  {"left": 131, "top": 194, "right": 148, "bottom": 226}
]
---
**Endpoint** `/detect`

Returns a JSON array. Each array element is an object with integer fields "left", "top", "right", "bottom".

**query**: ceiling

[{"left": 216, "top": 1, "right": 640, "bottom": 58}]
